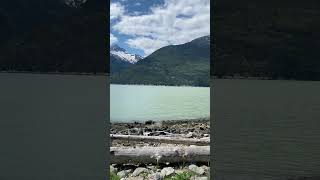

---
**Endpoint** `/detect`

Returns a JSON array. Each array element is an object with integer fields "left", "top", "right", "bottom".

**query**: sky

[{"left": 110, "top": 0, "right": 210, "bottom": 57}]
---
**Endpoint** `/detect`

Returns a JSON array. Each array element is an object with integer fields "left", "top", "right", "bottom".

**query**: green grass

[
  {"left": 110, "top": 171, "right": 121, "bottom": 180},
  {"left": 164, "top": 171, "right": 197, "bottom": 180}
]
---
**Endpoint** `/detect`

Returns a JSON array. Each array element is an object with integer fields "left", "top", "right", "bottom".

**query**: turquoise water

[{"left": 110, "top": 84, "right": 210, "bottom": 122}]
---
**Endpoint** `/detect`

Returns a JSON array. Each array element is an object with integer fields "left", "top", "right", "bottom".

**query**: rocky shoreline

[{"left": 110, "top": 118, "right": 211, "bottom": 180}]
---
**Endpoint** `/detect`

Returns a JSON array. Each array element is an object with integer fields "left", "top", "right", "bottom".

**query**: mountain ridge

[{"left": 111, "top": 35, "right": 210, "bottom": 87}]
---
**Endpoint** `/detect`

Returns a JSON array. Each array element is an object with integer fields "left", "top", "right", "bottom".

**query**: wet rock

[
  {"left": 161, "top": 167, "right": 175, "bottom": 177},
  {"left": 189, "top": 165, "right": 205, "bottom": 175},
  {"left": 131, "top": 167, "right": 148, "bottom": 177},
  {"left": 145, "top": 120, "right": 154, "bottom": 125},
  {"left": 144, "top": 127, "right": 152, "bottom": 132}
]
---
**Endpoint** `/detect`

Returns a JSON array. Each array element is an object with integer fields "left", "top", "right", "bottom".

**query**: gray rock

[
  {"left": 117, "top": 170, "right": 131, "bottom": 178},
  {"left": 110, "top": 165, "right": 118, "bottom": 174},
  {"left": 161, "top": 167, "right": 175, "bottom": 177},
  {"left": 132, "top": 167, "right": 148, "bottom": 177},
  {"left": 147, "top": 165, "right": 156, "bottom": 171},
  {"left": 148, "top": 172, "right": 164, "bottom": 180},
  {"left": 185, "top": 132, "right": 195, "bottom": 138},
  {"left": 189, "top": 165, "right": 205, "bottom": 175},
  {"left": 200, "top": 165, "right": 209, "bottom": 172}
]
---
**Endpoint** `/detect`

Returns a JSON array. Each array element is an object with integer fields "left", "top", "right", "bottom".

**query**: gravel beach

[{"left": 110, "top": 118, "right": 211, "bottom": 180}]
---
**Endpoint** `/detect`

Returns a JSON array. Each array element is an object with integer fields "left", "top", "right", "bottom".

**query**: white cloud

[
  {"left": 110, "top": 34, "right": 118, "bottom": 45},
  {"left": 110, "top": 2, "right": 124, "bottom": 20},
  {"left": 126, "top": 37, "right": 169, "bottom": 56},
  {"left": 111, "top": 0, "right": 210, "bottom": 55},
  {"left": 134, "top": 2, "right": 141, "bottom": 6}
]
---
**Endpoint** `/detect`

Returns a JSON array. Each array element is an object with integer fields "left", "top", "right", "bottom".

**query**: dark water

[
  {"left": 213, "top": 79, "right": 320, "bottom": 180},
  {"left": 0, "top": 73, "right": 107, "bottom": 180}
]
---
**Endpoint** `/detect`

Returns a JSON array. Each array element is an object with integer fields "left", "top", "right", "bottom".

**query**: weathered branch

[
  {"left": 110, "top": 134, "right": 210, "bottom": 146},
  {"left": 110, "top": 146, "right": 210, "bottom": 164}
]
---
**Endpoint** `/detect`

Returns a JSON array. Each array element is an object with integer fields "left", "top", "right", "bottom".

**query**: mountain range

[
  {"left": 110, "top": 36, "right": 210, "bottom": 87},
  {"left": 110, "top": 45, "right": 142, "bottom": 74}
]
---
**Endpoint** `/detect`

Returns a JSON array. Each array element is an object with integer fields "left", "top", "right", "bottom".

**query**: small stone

[
  {"left": 203, "top": 134, "right": 209, "bottom": 137},
  {"left": 189, "top": 165, "right": 205, "bottom": 175},
  {"left": 161, "top": 167, "right": 175, "bottom": 177},
  {"left": 132, "top": 167, "right": 148, "bottom": 177}
]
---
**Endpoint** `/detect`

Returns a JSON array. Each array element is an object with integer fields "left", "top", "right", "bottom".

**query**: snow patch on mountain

[{"left": 110, "top": 45, "right": 142, "bottom": 64}]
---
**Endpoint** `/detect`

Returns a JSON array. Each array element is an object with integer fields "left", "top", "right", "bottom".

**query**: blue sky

[{"left": 110, "top": 0, "right": 210, "bottom": 57}]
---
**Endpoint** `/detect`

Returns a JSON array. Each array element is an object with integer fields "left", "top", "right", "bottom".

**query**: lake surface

[
  {"left": 213, "top": 79, "right": 320, "bottom": 180},
  {"left": 110, "top": 84, "right": 210, "bottom": 122}
]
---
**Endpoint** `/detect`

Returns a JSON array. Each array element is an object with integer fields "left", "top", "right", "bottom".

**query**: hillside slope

[{"left": 111, "top": 36, "right": 210, "bottom": 87}]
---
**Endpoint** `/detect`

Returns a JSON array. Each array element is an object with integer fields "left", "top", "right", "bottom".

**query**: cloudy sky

[{"left": 110, "top": 0, "right": 210, "bottom": 57}]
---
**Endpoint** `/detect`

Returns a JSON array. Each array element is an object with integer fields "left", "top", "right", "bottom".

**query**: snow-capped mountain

[{"left": 110, "top": 45, "right": 142, "bottom": 64}]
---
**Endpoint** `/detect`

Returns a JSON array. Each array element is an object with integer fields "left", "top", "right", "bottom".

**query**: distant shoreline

[
  {"left": 0, "top": 71, "right": 109, "bottom": 76},
  {"left": 110, "top": 83, "right": 210, "bottom": 88}
]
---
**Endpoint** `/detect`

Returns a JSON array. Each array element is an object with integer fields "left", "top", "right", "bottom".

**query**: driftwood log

[
  {"left": 110, "top": 146, "right": 210, "bottom": 164},
  {"left": 110, "top": 134, "right": 210, "bottom": 146}
]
